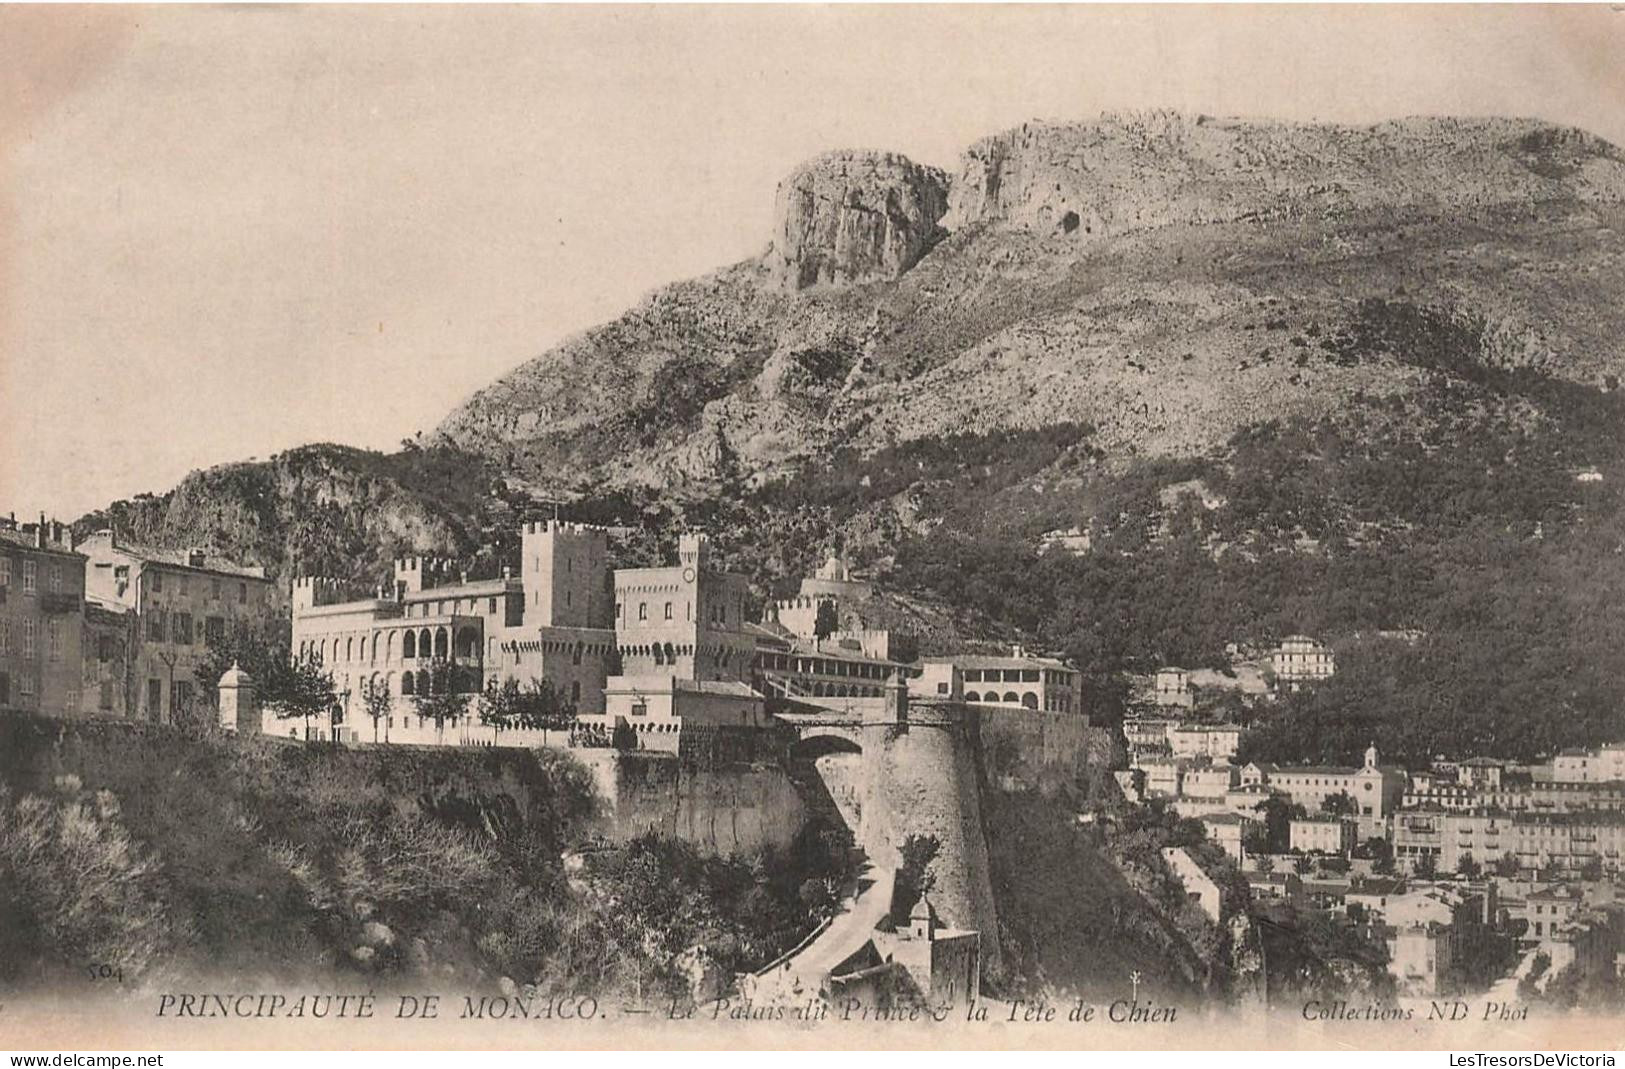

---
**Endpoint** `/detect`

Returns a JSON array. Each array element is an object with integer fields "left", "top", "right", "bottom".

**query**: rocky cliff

[
  {"left": 433, "top": 112, "right": 1625, "bottom": 493},
  {"left": 769, "top": 151, "right": 949, "bottom": 290}
]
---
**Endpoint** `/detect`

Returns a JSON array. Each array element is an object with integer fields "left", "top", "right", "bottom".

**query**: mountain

[
  {"left": 433, "top": 112, "right": 1625, "bottom": 492},
  {"left": 73, "top": 111, "right": 1625, "bottom": 762}
]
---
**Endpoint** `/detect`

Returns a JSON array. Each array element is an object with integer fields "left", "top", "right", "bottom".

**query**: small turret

[{"left": 908, "top": 896, "right": 936, "bottom": 941}]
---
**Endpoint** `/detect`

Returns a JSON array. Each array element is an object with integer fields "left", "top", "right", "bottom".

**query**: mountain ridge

[{"left": 431, "top": 111, "right": 1625, "bottom": 494}]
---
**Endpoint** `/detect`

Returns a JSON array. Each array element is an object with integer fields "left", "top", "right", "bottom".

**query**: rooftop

[
  {"left": 928, "top": 653, "right": 1073, "bottom": 671},
  {"left": 79, "top": 531, "right": 268, "bottom": 580},
  {"left": 0, "top": 526, "right": 80, "bottom": 556}
]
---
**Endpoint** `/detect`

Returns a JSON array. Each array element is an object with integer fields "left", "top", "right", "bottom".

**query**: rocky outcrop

[
  {"left": 947, "top": 111, "right": 1625, "bottom": 237},
  {"left": 768, "top": 151, "right": 950, "bottom": 290}
]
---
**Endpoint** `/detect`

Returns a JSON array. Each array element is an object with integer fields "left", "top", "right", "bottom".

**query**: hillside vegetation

[{"left": 0, "top": 718, "right": 848, "bottom": 999}]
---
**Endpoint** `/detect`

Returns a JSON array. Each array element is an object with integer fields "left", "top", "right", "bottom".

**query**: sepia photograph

[{"left": 2, "top": 2, "right": 1625, "bottom": 1055}]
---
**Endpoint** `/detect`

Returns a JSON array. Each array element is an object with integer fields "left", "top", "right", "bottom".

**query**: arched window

[
  {"left": 386, "top": 631, "right": 396, "bottom": 661},
  {"left": 664, "top": 602, "right": 673, "bottom": 620},
  {"left": 344, "top": 636, "right": 353, "bottom": 662},
  {"left": 572, "top": 642, "right": 583, "bottom": 666},
  {"left": 400, "top": 672, "right": 416, "bottom": 696},
  {"left": 963, "top": 691, "right": 980, "bottom": 702},
  {"left": 663, "top": 642, "right": 675, "bottom": 665},
  {"left": 1003, "top": 691, "right": 1020, "bottom": 704},
  {"left": 417, "top": 670, "right": 431, "bottom": 695},
  {"left": 1021, "top": 692, "right": 1039, "bottom": 710},
  {"left": 434, "top": 628, "right": 449, "bottom": 659},
  {"left": 654, "top": 645, "right": 666, "bottom": 666},
  {"left": 403, "top": 631, "right": 417, "bottom": 659},
  {"left": 638, "top": 602, "right": 648, "bottom": 621}
]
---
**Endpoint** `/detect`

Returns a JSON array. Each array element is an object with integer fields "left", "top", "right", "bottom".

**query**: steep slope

[
  {"left": 434, "top": 113, "right": 1625, "bottom": 492},
  {"left": 71, "top": 444, "right": 506, "bottom": 592}
]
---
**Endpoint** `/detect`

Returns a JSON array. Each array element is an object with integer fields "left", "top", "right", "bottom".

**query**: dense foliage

[{"left": 0, "top": 719, "right": 850, "bottom": 1000}]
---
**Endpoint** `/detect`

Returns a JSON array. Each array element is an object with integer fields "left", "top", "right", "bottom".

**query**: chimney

[
  {"left": 35, "top": 513, "right": 47, "bottom": 549},
  {"left": 188, "top": 548, "right": 206, "bottom": 568}
]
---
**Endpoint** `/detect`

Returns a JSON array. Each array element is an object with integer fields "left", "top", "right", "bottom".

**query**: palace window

[
  {"left": 0, "top": 557, "right": 9, "bottom": 586},
  {"left": 638, "top": 602, "right": 647, "bottom": 621},
  {"left": 49, "top": 563, "right": 61, "bottom": 592},
  {"left": 151, "top": 570, "right": 163, "bottom": 594},
  {"left": 48, "top": 621, "right": 60, "bottom": 661},
  {"left": 22, "top": 619, "right": 36, "bottom": 657},
  {"left": 22, "top": 560, "right": 37, "bottom": 594},
  {"left": 664, "top": 602, "right": 673, "bottom": 620}
]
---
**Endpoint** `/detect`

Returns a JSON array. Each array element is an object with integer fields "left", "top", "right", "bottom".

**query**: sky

[{"left": 2, "top": 4, "right": 1623, "bottom": 521}]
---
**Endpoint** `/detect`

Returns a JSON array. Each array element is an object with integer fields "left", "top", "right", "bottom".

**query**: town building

[
  {"left": 1123, "top": 716, "right": 1177, "bottom": 753},
  {"left": 1248, "top": 746, "right": 1405, "bottom": 840},
  {"left": 1547, "top": 745, "right": 1625, "bottom": 785},
  {"left": 928, "top": 646, "right": 1083, "bottom": 714},
  {"left": 1384, "top": 922, "right": 1454, "bottom": 997},
  {"left": 1153, "top": 666, "right": 1192, "bottom": 708},
  {"left": 1168, "top": 723, "right": 1241, "bottom": 761},
  {"left": 796, "top": 555, "right": 874, "bottom": 601},
  {"left": 80, "top": 600, "right": 136, "bottom": 718},
  {"left": 577, "top": 675, "right": 767, "bottom": 757},
  {"left": 0, "top": 517, "right": 86, "bottom": 716},
  {"left": 1246, "top": 871, "right": 1305, "bottom": 904},
  {"left": 1290, "top": 817, "right": 1355, "bottom": 856},
  {"left": 1270, "top": 634, "right": 1335, "bottom": 688},
  {"left": 78, "top": 530, "right": 276, "bottom": 725},
  {"left": 1200, "top": 812, "right": 1256, "bottom": 862},
  {"left": 1161, "top": 847, "right": 1222, "bottom": 923},
  {"left": 753, "top": 626, "right": 912, "bottom": 703}
]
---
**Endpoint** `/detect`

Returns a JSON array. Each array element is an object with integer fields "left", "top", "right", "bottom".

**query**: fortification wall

[
  {"left": 862, "top": 716, "right": 1002, "bottom": 973},
  {"left": 975, "top": 708, "right": 1119, "bottom": 795},
  {"left": 574, "top": 750, "right": 808, "bottom": 857}
]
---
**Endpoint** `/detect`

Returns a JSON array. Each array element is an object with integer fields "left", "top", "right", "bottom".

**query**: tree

[
  {"left": 412, "top": 658, "right": 471, "bottom": 742},
  {"left": 361, "top": 678, "right": 394, "bottom": 744},
  {"left": 813, "top": 599, "right": 838, "bottom": 642},
  {"left": 1457, "top": 852, "right": 1481, "bottom": 879},
  {"left": 1252, "top": 795, "right": 1307, "bottom": 854},
  {"left": 1414, "top": 851, "right": 1438, "bottom": 879},
  {"left": 1321, "top": 791, "right": 1357, "bottom": 817},
  {"left": 1293, "top": 855, "right": 1312, "bottom": 876},
  {"left": 269, "top": 655, "right": 340, "bottom": 740},
  {"left": 892, "top": 833, "right": 941, "bottom": 926},
  {"left": 480, "top": 678, "right": 578, "bottom": 746},
  {"left": 611, "top": 720, "right": 639, "bottom": 751},
  {"left": 1493, "top": 851, "right": 1521, "bottom": 878},
  {"left": 516, "top": 678, "right": 576, "bottom": 746},
  {"left": 477, "top": 678, "right": 520, "bottom": 733}
]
